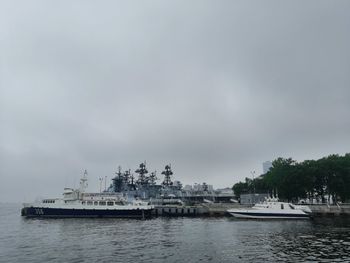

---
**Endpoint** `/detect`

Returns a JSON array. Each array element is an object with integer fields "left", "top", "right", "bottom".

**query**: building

[{"left": 240, "top": 193, "right": 269, "bottom": 205}]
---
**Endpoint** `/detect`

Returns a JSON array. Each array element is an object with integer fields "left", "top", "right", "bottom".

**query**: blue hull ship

[
  {"left": 21, "top": 206, "right": 153, "bottom": 219},
  {"left": 21, "top": 170, "right": 154, "bottom": 219}
]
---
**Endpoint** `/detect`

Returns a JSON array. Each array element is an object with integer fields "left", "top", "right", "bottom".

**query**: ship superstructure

[{"left": 106, "top": 163, "right": 182, "bottom": 201}]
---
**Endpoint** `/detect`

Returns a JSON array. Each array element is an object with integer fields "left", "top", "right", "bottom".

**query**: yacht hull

[
  {"left": 228, "top": 211, "right": 309, "bottom": 219},
  {"left": 21, "top": 206, "right": 153, "bottom": 219}
]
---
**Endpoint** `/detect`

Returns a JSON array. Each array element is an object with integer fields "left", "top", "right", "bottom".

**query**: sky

[{"left": 1, "top": 1, "right": 350, "bottom": 202}]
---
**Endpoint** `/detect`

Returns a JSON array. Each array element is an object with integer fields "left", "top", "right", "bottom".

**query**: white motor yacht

[{"left": 227, "top": 198, "right": 311, "bottom": 219}]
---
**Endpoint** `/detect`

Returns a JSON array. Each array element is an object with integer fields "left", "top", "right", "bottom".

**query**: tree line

[{"left": 232, "top": 153, "right": 350, "bottom": 203}]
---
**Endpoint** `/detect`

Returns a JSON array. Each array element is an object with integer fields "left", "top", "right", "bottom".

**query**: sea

[{"left": 0, "top": 203, "right": 350, "bottom": 263}]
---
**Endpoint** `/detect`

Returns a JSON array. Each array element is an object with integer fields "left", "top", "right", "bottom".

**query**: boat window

[
  {"left": 99, "top": 201, "right": 106, "bottom": 206},
  {"left": 107, "top": 201, "right": 114, "bottom": 206},
  {"left": 87, "top": 201, "right": 93, "bottom": 205},
  {"left": 281, "top": 204, "right": 284, "bottom": 209},
  {"left": 82, "top": 201, "right": 85, "bottom": 205},
  {"left": 94, "top": 201, "right": 98, "bottom": 205},
  {"left": 289, "top": 204, "right": 295, "bottom": 210}
]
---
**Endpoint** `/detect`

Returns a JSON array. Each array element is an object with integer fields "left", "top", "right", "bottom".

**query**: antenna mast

[
  {"left": 79, "top": 169, "right": 88, "bottom": 193},
  {"left": 162, "top": 164, "right": 173, "bottom": 186}
]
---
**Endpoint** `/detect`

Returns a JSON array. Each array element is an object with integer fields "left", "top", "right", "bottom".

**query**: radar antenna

[
  {"left": 149, "top": 171, "right": 158, "bottom": 185},
  {"left": 161, "top": 164, "right": 173, "bottom": 186},
  {"left": 135, "top": 161, "right": 148, "bottom": 185}
]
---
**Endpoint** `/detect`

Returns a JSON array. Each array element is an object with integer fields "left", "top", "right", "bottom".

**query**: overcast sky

[{"left": 1, "top": 1, "right": 350, "bottom": 202}]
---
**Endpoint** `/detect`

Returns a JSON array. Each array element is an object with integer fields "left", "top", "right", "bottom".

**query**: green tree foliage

[
  {"left": 232, "top": 153, "right": 350, "bottom": 203},
  {"left": 232, "top": 180, "right": 248, "bottom": 198}
]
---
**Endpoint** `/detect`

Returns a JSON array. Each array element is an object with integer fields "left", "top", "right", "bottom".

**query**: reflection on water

[{"left": 0, "top": 203, "right": 349, "bottom": 263}]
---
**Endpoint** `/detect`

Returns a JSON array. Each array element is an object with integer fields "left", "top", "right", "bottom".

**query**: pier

[
  {"left": 152, "top": 203, "right": 350, "bottom": 217},
  {"left": 152, "top": 204, "right": 251, "bottom": 217},
  {"left": 309, "top": 204, "right": 350, "bottom": 217}
]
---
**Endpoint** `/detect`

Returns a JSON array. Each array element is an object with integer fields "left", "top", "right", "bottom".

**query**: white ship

[
  {"left": 227, "top": 198, "right": 311, "bottom": 219},
  {"left": 21, "top": 170, "right": 154, "bottom": 218}
]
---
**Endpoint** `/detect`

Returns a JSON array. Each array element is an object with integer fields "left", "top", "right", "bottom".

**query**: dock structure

[
  {"left": 151, "top": 203, "right": 350, "bottom": 218},
  {"left": 152, "top": 203, "right": 250, "bottom": 217},
  {"left": 201, "top": 203, "right": 251, "bottom": 216},
  {"left": 309, "top": 204, "right": 350, "bottom": 217},
  {"left": 153, "top": 206, "right": 203, "bottom": 217}
]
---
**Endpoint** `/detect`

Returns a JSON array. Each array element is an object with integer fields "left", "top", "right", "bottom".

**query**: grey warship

[{"left": 106, "top": 162, "right": 235, "bottom": 205}]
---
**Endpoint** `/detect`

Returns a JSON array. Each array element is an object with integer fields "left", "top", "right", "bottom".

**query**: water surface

[{"left": 1, "top": 203, "right": 349, "bottom": 262}]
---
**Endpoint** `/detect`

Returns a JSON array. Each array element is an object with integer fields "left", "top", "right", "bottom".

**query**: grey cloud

[{"left": 1, "top": 0, "right": 350, "bottom": 202}]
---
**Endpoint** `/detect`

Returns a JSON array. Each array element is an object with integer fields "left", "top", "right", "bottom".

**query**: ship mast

[
  {"left": 162, "top": 164, "right": 173, "bottom": 186},
  {"left": 149, "top": 171, "right": 157, "bottom": 185},
  {"left": 116, "top": 166, "right": 123, "bottom": 179},
  {"left": 112, "top": 166, "right": 125, "bottom": 192},
  {"left": 124, "top": 169, "right": 131, "bottom": 184},
  {"left": 129, "top": 173, "right": 136, "bottom": 190},
  {"left": 135, "top": 161, "right": 148, "bottom": 185},
  {"left": 79, "top": 169, "right": 88, "bottom": 193}
]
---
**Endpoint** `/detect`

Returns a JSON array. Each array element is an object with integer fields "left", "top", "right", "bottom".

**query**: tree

[{"left": 231, "top": 153, "right": 350, "bottom": 203}]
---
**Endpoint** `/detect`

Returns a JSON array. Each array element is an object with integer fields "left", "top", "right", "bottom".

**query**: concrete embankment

[
  {"left": 152, "top": 203, "right": 250, "bottom": 217},
  {"left": 152, "top": 203, "right": 350, "bottom": 217},
  {"left": 310, "top": 204, "right": 350, "bottom": 217},
  {"left": 153, "top": 205, "right": 206, "bottom": 217}
]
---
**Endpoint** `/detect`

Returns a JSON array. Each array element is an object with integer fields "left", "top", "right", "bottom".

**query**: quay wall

[
  {"left": 152, "top": 204, "right": 350, "bottom": 217},
  {"left": 153, "top": 206, "right": 206, "bottom": 217},
  {"left": 310, "top": 204, "right": 350, "bottom": 217},
  {"left": 152, "top": 204, "right": 250, "bottom": 217}
]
